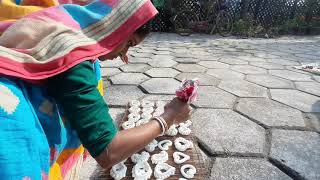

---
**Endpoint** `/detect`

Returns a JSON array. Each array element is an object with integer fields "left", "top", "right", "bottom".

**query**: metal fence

[{"left": 150, "top": 0, "right": 320, "bottom": 31}]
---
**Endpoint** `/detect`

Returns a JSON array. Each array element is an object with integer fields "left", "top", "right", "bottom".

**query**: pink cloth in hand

[{"left": 175, "top": 79, "right": 199, "bottom": 103}]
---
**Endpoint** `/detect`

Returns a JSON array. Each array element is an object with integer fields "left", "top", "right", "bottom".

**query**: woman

[{"left": 0, "top": 0, "right": 191, "bottom": 179}]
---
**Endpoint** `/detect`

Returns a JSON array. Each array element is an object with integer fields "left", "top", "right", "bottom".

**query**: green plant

[{"left": 232, "top": 15, "right": 272, "bottom": 38}]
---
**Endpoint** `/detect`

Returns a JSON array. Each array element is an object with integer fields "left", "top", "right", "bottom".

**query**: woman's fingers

[{"left": 120, "top": 55, "right": 129, "bottom": 64}]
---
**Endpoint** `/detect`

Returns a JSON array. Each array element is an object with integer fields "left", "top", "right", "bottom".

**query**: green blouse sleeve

[{"left": 47, "top": 61, "right": 117, "bottom": 158}]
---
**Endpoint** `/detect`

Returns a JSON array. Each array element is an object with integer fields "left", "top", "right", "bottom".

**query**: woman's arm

[{"left": 95, "top": 119, "right": 162, "bottom": 169}]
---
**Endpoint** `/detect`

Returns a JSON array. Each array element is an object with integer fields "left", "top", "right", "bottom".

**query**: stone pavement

[{"left": 80, "top": 33, "right": 320, "bottom": 180}]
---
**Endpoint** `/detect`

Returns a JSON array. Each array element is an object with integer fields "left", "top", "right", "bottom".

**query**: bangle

[
  {"left": 157, "top": 116, "right": 168, "bottom": 131},
  {"left": 152, "top": 117, "right": 168, "bottom": 136},
  {"left": 152, "top": 117, "right": 165, "bottom": 136}
]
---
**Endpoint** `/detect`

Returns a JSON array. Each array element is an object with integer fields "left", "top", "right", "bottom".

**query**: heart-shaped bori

[
  {"left": 181, "top": 164, "right": 197, "bottom": 179},
  {"left": 132, "top": 162, "right": 152, "bottom": 179},
  {"left": 166, "top": 124, "right": 178, "bottom": 136},
  {"left": 151, "top": 151, "right": 168, "bottom": 164},
  {"left": 131, "top": 151, "right": 150, "bottom": 164},
  {"left": 174, "top": 137, "right": 193, "bottom": 151},
  {"left": 154, "top": 163, "right": 176, "bottom": 179},
  {"left": 110, "top": 162, "right": 127, "bottom": 180},
  {"left": 145, "top": 139, "right": 158, "bottom": 152},
  {"left": 173, "top": 151, "right": 190, "bottom": 164},
  {"left": 158, "top": 140, "right": 172, "bottom": 151}
]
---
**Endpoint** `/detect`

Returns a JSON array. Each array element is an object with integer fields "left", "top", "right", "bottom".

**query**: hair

[{"left": 135, "top": 20, "right": 152, "bottom": 38}]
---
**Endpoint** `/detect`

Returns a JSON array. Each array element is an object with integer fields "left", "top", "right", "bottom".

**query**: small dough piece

[
  {"left": 154, "top": 163, "right": 175, "bottom": 179},
  {"left": 135, "top": 118, "right": 150, "bottom": 127},
  {"left": 132, "top": 162, "right": 152, "bottom": 180},
  {"left": 154, "top": 107, "right": 164, "bottom": 113},
  {"left": 130, "top": 100, "right": 141, "bottom": 107},
  {"left": 174, "top": 137, "right": 193, "bottom": 151},
  {"left": 141, "top": 113, "right": 152, "bottom": 120},
  {"left": 128, "top": 113, "right": 141, "bottom": 122},
  {"left": 152, "top": 110, "right": 163, "bottom": 117},
  {"left": 129, "top": 106, "right": 141, "bottom": 114},
  {"left": 131, "top": 151, "right": 150, "bottom": 164},
  {"left": 151, "top": 151, "right": 168, "bottom": 164},
  {"left": 141, "top": 100, "right": 154, "bottom": 108},
  {"left": 173, "top": 152, "right": 190, "bottom": 164},
  {"left": 142, "top": 107, "right": 154, "bottom": 114},
  {"left": 178, "top": 125, "right": 192, "bottom": 136},
  {"left": 181, "top": 164, "right": 197, "bottom": 179},
  {"left": 145, "top": 139, "right": 158, "bottom": 152},
  {"left": 179, "top": 120, "right": 192, "bottom": 128},
  {"left": 158, "top": 140, "right": 172, "bottom": 151},
  {"left": 155, "top": 100, "right": 166, "bottom": 108},
  {"left": 122, "top": 121, "right": 135, "bottom": 130},
  {"left": 110, "top": 162, "right": 127, "bottom": 180},
  {"left": 165, "top": 125, "right": 178, "bottom": 136}
]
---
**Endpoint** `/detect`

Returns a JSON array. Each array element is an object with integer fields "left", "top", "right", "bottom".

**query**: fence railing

[{"left": 150, "top": 0, "right": 320, "bottom": 32}]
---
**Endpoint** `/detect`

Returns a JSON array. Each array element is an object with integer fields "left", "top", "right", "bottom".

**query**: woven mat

[{"left": 102, "top": 103, "right": 208, "bottom": 179}]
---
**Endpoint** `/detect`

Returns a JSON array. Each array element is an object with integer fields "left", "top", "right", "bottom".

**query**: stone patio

[{"left": 80, "top": 33, "right": 320, "bottom": 180}]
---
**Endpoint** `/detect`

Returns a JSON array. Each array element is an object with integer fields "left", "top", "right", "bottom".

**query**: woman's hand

[{"left": 160, "top": 97, "right": 192, "bottom": 127}]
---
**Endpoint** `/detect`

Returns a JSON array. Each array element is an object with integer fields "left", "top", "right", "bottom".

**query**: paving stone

[
  {"left": 211, "top": 158, "right": 292, "bottom": 180},
  {"left": 190, "top": 51, "right": 212, "bottom": 56},
  {"left": 119, "top": 63, "right": 151, "bottom": 73},
  {"left": 254, "top": 52, "right": 280, "bottom": 59},
  {"left": 141, "top": 95, "right": 175, "bottom": 101},
  {"left": 145, "top": 68, "right": 180, "bottom": 78},
  {"left": 207, "top": 69, "right": 244, "bottom": 80},
  {"left": 250, "top": 62, "right": 285, "bottom": 69},
  {"left": 140, "top": 78, "right": 180, "bottom": 94},
  {"left": 196, "top": 55, "right": 222, "bottom": 61},
  {"left": 147, "top": 59, "right": 177, "bottom": 68},
  {"left": 218, "top": 58, "right": 249, "bottom": 65},
  {"left": 270, "top": 130, "right": 320, "bottom": 180},
  {"left": 268, "top": 59, "right": 301, "bottom": 66},
  {"left": 153, "top": 50, "right": 171, "bottom": 55},
  {"left": 151, "top": 54, "right": 175, "bottom": 61},
  {"left": 132, "top": 52, "right": 154, "bottom": 58},
  {"left": 270, "top": 70, "right": 312, "bottom": 81},
  {"left": 294, "top": 53, "right": 319, "bottom": 60},
  {"left": 110, "top": 73, "right": 149, "bottom": 85},
  {"left": 231, "top": 65, "right": 267, "bottom": 74},
  {"left": 304, "top": 113, "right": 320, "bottom": 132},
  {"left": 313, "top": 75, "right": 320, "bottom": 82},
  {"left": 136, "top": 49, "right": 155, "bottom": 54},
  {"left": 295, "top": 82, "right": 320, "bottom": 97},
  {"left": 270, "top": 89, "right": 320, "bottom": 112},
  {"left": 192, "top": 86, "right": 236, "bottom": 108},
  {"left": 246, "top": 75, "right": 294, "bottom": 89},
  {"left": 236, "top": 98, "right": 305, "bottom": 127},
  {"left": 109, "top": 107, "right": 126, "bottom": 125},
  {"left": 100, "top": 59, "right": 125, "bottom": 67},
  {"left": 174, "top": 57, "right": 200, "bottom": 63},
  {"left": 174, "top": 64, "right": 207, "bottom": 73},
  {"left": 193, "top": 109, "right": 265, "bottom": 155},
  {"left": 198, "top": 61, "right": 230, "bottom": 69},
  {"left": 156, "top": 47, "right": 171, "bottom": 51},
  {"left": 101, "top": 68, "right": 121, "bottom": 78},
  {"left": 174, "top": 53, "right": 194, "bottom": 58},
  {"left": 129, "top": 57, "right": 152, "bottom": 64},
  {"left": 104, "top": 85, "right": 145, "bottom": 106},
  {"left": 219, "top": 80, "right": 268, "bottom": 97},
  {"left": 238, "top": 56, "right": 267, "bottom": 62},
  {"left": 175, "top": 73, "right": 220, "bottom": 86}
]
